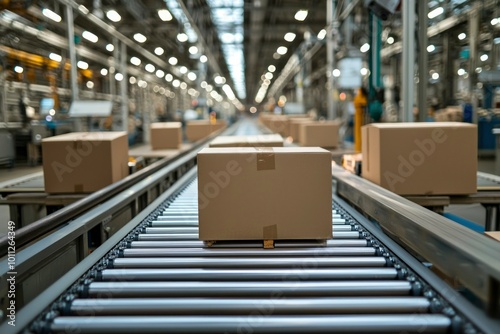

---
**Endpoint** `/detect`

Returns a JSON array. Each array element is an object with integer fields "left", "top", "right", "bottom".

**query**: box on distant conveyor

[
  {"left": 150, "top": 122, "right": 182, "bottom": 149},
  {"left": 300, "top": 121, "right": 340, "bottom": 148},
  {"left": 266, "top": 115, "right": 290, "bottom": 137},
  {"left": 197, "top": 147, "right": 332, "bottom": 241},
  {"left": 186, "top": 120, "right": 227, "bottom": 142},
  {"left": 42, "top": 132, "right": 129, "bottom": 193},
  {"left": 209, "top": 134, "right": 283, "bottom": 148},
  {"left": 361, "top": 122, "right": 477, "bottom": 195},
  {"left": 290, "top": 119, "right": 316, "bottom": 143}
]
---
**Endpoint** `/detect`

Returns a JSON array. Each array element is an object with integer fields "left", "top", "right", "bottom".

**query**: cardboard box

[
  {"left": 197, "top": 147, "right": 333, "bottom": 241},
  {"left": 290, "top": 119, "right": 316, "bottom": 143},
  {"left": 266, "top": 115, "right": 290, "bottom": 137},
  {"left": 485, "top": 231, "right": 500, "bottom": 242},
  {"left": 300, "top": 121, "right": 340, "bottom": 148},
  {"left": 42, "top": 132, "right": 129, "bottom": 193},
  {"left": 209, "top": 134, "right": 283, "bottom": 148},
  {"left": 150, "top": 122, "right": 182, "bottom": 149},
  {"left": 186, "top": 120, "right": 227, "bottom": 142},
  {"left": 361, "top": 122, "right": 477, "bottom": 195}
]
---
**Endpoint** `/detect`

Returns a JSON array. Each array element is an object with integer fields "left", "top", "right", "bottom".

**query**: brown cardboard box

[
  {"left": 290, "top": 119, "right": 316, "bottom": 143},
  {"left": 198, "top": 147, "right": 332, "bottom": 241},
  {"left": 150, "top": 122, "right": 182, "bottom": 149},
  {"left": 485, "top": 231, "right": 500, "bottom": 242},
  {"left": 300, "top": 121, "right": 340, "bottom": 148},
  {"left": 266, "top": 115, "right": 290, "bottom": 137},
  {"left": 361, "top": 122, "right": 477, "bottom": 195},
  {"left": 42, "top": 132, "right": 129, "bottom": 193},
  {"left": 186, "top": 120, "right": 227, "bottom": 142},
  {"left": 209, "top": 134, "right": 284, "bottom": 147}
]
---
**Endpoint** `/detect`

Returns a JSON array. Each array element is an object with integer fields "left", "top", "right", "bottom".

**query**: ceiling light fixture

[
  {"left": 284, "top": 32, "right": 296, "bottom": 42},
  {"left": 155, "top": 47, "right": 164, "bottom": 56},
  {"left": 294, "top": 9, "right": 308, "bottom": 21},
  {"left": 106, "top": 10, "right": 121, "bottom": 22},
  {"left": 158, "top": 9, "right": 173, "bottom": 21},
  {"left": 428, "top": 7, "right": 443, "bottom": 19},
  {"left": 134, "top": 33, "right": 147, "bottom": 43},
  {"left": 82, "top": 31, "right": 98, "bottom": 43},
  {"left": 130, "top": 57, "right": 141, "bottom": 66},
  {"left": 49, "top": 53, "right": 62, "bottom": 62},
  {"left": 268, "top": 65, "right": 276, "bottom": 73},
  {"left": 42, "top": 8, "right": 61, "bottom": 22},
  {"left": 168, "top": 57, "right": 178, "bottom": 65},
  {"left": 145, "top": 64, "right": 155, "bottom": 73},
  {"left": 177, "top": 33, "right": 188, "bottom": 42},
  {"left": 199, "top": 55, "right": 208, "bottom": 63},
  {"left": 277, "top": 46, "right": 288, "bottom": 55},
  {"left": 317, "top": 29, "right": 326, "bottom": 40},
  {"left": 106, "top": 44, "right": 114, "bottom": 52}
]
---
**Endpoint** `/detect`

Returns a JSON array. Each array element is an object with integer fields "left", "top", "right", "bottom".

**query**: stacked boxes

[
  {"left": 42, "top": 132, "right": 129, "bottom": 193},
  {"left": 197, "top": 147, "right": 332, "bottom": 241},
  {"left": 150, "top": 122, "right": 182, "bottom": 149},
  {"left": 361, "top": 122, "right": 477, "bottom": 195}
]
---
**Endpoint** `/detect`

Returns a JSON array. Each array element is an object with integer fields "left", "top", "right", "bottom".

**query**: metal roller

[
  {"left": 143, "top": 225, "right": 353, "bottom": 234},
  {"left": 138, "top": 231, "right": 361, "bottom": 239},
  {"left": 99, "top": 268, "right": 399, "bottom": 281},
  {"left": 129, "top": 239, "right": 368, "bottom": 248},
  {"left": 86, "top": 281, "right": 413, "bottom": 298},
  {"left": 150, "top": 220, "right": 200, "bottom": 227},
  {"left": 121, "top": 247, "right": 376, "bottom": 257},
  {"left": 69, "top": 297, "right": 430, "bottom": 315},
  {"left": 111, "top": 257, "right": 387, "bottom": 269},
  {"left": 50, "top": 315, "right": 451, "bottom": 333}
]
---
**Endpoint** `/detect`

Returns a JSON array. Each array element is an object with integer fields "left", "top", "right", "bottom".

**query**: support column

[
  {"left": 401, "top": 0, "right": 415, "bottom": 122},
  {"left": 120, "top": 41, "right": 128, "bottom": 133},
  {"left": 418, "top": 0, "right": 428, "bottom": 122},
  {"left": 326, "top": 0, "right": 337, "bottom": 119},
  {"left": 468, "top": 3, "right": 479, "bottom": 123},
  {"left": 66, "top": 5, "right": 78, "bottom": 102}
]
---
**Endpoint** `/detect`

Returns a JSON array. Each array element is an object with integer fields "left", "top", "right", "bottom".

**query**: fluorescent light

[
  {"left": 179, "top": 66, "right": 188, "bottom": 74},
  {"left": 49, "top": 53, "right": 62, "bottom": 62},
  {"left": 155, "top": 47, "right": 164, "bottom": 56},
  {"left": 172, "top": 79, "right": 180, "bottom": 88},
  {"left": 458, "top": 33, "right": 466, "bottom": 40},
  {"left": 134, "top": 33, "right": 147, "bottom": 43},
  {"left": 187, "top": 72, "right": 197, "bottom": 81},
  {"left": 277, "top": 46, "right": 288, "bottom": 55},
  {"left": 86, "top": 81, "right": 94, "bottom": 89},
  {"left": 130, "top": 57, "right": 141, "bottom": 66},
  {"left": 199, "top": 55, "right": 207, "bottom": 63},
  {"left": 82, "top": 31, "right": 98, "bottom": 43},
  {"left": 129, "top": 76, "right": 137, "bottom": 84},
  {"left": 294, "top": 10, "right": 308, "bottom": 21},
  {"left": 165, "top": 74, "right": 173, "bottom": 82},
  {"left": 265, "top": 72, "right": 273, "bottom": 80},
  {"left": 42, "top": 8, "right": 61, "bottom": 22},
  {"left": 387, "top": 37, "right": 394, "bottom": 44},
  {"left": 158, "top": 9, "right": 173, "bottom": 21},
  {"left": 101, "top": 68, "right": 108, "bottom": 76},
  {"left": 360, "top": 43, "right": 370, "bottom": 53},
  {"left": 156, "top": 69, "right": 165, "bottom": 78},
  {"left": 317, "top": 29, "right": 326, "bottom": 40},
  {"left": 145, "top": 64, "right": 155, "bottom": 73},
  {"left": 106, "top": 10, "right": 121, "bottom": 22},
  {"left": 427, "top": 44, "right": 435, "bottom": 52},
  {"left": 268, "top": 65, "right": 276, "bottom": 73},
  {"left": 480, "top": 54, "right": 488, "bottom": 62},
  {"left": 457, "top": 68, "right": 465, "bottom": 76},
  {"left": 77, "top": 61, "right": 88, "bottom": 69},
  {"left": 491, "top": 18, "right": 499, "bottom": 26},
  {"left": 106, "top": 44, "right": 114, "bottom": 52},
  {"left": 360, "top": 68, "right": 368, "bottom": 75},
  {"left": 14, "top": 66, "right": 23, "bottom": 73},
  {"left": 428, "top": 7, "right": 443, "bottom": 19},
  {"left": 168, "top": 57, "right": 178, "bottom": 65},
  {"left": 180, "top": 82, "right": 187, "bottom": 90},
  {"left": 332, "top": 69, "right": 341, "bottom": 77},
  {"left": 177, "top": 33, "right": 188, "bottom": 42},
  {"left": 115, "top": 73, "right": 123, "bottom": 81},
  {"left": 189, "top": 46, "right": 199, "bottom": 55},
  {"left": 201, "top": 81, "right": 207, "bottom": 88},
  {"left": 284, "top": 32, "right": 296, "bottom": 42},
  {"left": 432, "top": 73, "right": 439, "bottom": 80},
  {"left": 214, "top": 76, "right": 225, "bottom": 85}
]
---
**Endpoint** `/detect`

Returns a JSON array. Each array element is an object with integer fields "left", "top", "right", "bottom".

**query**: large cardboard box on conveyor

[
  {"left": 42, "top": 132, "right": 129, "bottom": 193},
  {"left": 209, "top": 134, "right": 284, "bottom": 148},
  {"left": 150, "top": 122, "right": 182, "bottom": 149},
  {"left": 185, "top": 120, "right": 227, "bottom": 142},
  {"left": 361, "top": 122, "right": 477, "bottom": 195},
  {"left": 300, "top": 121, "right": 340, "bottom": 148},
  {"left": 197, "top": 147, "right": 332, "bottom": 241}
]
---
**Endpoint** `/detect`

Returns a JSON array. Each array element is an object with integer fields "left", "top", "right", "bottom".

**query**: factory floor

[{"left": 0, "top": 156, "right": 498, "bottom": 236}]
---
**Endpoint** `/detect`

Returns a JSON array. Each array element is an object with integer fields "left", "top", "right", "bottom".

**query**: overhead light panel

[
  {"left": 165, "top": 74, "right": 173, "bottom": 82},
  {"left": 106, "top": 44, "right": 114, "bottom": 52},
  {"left": 387, "top": 37, "right": 394, "bottom": 44},
  {"left": 294, "top": 10, "right": 308, "bottom": 21},
  {"left": 277, "top": 46, "right": 288, "bottom": 55},
  {"left": 115, "top": 73, "right": 124, "bottom": 81},
  {"left": 14, "top": 66, "right": 23, "bottom": 74},
  {"left": 130, "top": 57, "right": 141, "bottom": 66},
  {"left": 268, "top": 65, "right": 276, "bottom": 73},
  {"left": 458, "top": 33, "right": 466, "bottom": 40},
  {"left": 158, "top": 9, "right": 173, "bottom": 21},
  {"left": 177, "top": 33, "right": 188, "bottom": 42},
  {"left": 101, "top": 68, "right": 108, "bottom": 76},
  {"left": 332, "top": 69, "right": 341, "bottom": 77},
  {"left": 187, "top": 72, "right": 197, "bottom": 81},
  {"left": 428, "top": 7, "right": 443, "bottom": 19},
  {"left": 199, "top": 55, "right": 207, "bottom": 63},
  {"left": 82, "top": 31, "right": 98, "bottom": 43},
  {"left": 179, "top": 66, "right": 188, "bottom": 74},
  {"left": 145, "top": 64, "right": 155, "bottom": 73},
  {"left": 189, "top": 46, "right": 199, "bottom": 55},
  {"left": 134, "top": 33, "right": 147, "bottom": 43},
  {"left": 106, "top": 10, "right": 121, "bottom": 22},
  {"left": 360, "top": 43, "right": 370, "bottom": 53},
  {"left": 432, "top": 73, "right": 439, "bottom": 80},
  {"left": 155, "top": 47, "right": 164, "bottom": 56},
  {"left": 491, "top": 18, "right": 499, "bottom": 26},
  {"left": 180, "top": 82, "right": 187, "bottom": 90},
  {"left": 265, "top": 72, "right": 273, "bottom": 80},
  {"left": 480, "top": 54, "right": 488, "bottom": 61},
  {"left": 49, "top": 53, "right": 62, "bottom": 62},
  {"left": 42, "top": 8, "right": 61, "bottom": 22},
  {"left": 427, "top": 44, "right": 435, "bottom": 52},
  {"left": 168, "top": 57, "right": 178, "bottom": 65},
  {"left": 317, "top": 29, "right": 326, "bottom": 40},
  {"left": 77, "top": 61, "right": 89, "bottom": 70},
  {"left": 156, "top": 69, "right": 165, "bottom": 78},
  {"left": 284, "top": 32, "right": 296, "bottom": 42},
  {"left": 172, "top": 79, "right": 180, "bottom": 88}
]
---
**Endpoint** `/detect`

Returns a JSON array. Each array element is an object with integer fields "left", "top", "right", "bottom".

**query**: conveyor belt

[{"left": 23, "top": 176, "right": 494, "bottom": 334}]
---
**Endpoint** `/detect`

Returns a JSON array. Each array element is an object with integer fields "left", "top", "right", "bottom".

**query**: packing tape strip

[
  {"left": 263, "top": 224, "right": 278, "bottom": 240},
  {"left": 256, "top": 147, "right": 275, "bottom": 171}
]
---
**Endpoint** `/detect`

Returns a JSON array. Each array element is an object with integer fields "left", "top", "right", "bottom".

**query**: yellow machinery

[{"left": 353, "top": 88, "right": 367, "bottom": 152}]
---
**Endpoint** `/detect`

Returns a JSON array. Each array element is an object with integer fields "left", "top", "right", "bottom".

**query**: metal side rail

[
  {"left": 333, "top": 164, "right": 500, "bottom": 320},
  {"left": 3, "top": 173, "right": 497, "bottom": 333}
]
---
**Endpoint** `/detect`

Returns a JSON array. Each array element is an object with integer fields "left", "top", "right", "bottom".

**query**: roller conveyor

[{"left": 19, "top": 176, "right": 493, "bottom": 334}]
